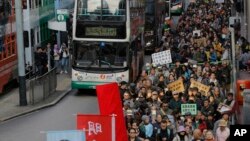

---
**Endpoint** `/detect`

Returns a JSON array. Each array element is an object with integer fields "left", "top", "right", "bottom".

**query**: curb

[{"left": 0, "top": 89, "right": 72, "bottom": 123}]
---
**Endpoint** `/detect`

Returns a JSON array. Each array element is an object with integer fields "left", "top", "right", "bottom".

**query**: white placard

[
  {"left": 152, "top": 50, "right": 172, "bottom": 65},
  {"left": 216, "top": 0, "right": 224, "bottom": 3},
  {"left": 193, "top": 30, "right": 201, "bottom": 37}
]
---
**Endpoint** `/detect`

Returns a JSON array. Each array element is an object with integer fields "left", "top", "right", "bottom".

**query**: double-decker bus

[
  {"left": 0, "top": 0, "right": 18, "bottom": 93},
  {"left": 72, "top": 0, "right": 145, "bottom": 89},
  {"left": 144, "top": 0, "right": 166, "bottom": 53}
]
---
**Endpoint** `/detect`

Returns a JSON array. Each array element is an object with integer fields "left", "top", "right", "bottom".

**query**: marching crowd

[{"left": 122, "top": 1, "right": 245, "bottom": 141}]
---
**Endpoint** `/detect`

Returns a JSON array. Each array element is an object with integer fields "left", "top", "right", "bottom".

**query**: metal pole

[
  {"left": 229, "top": 27, "right": 236, "bottom": 124},
  {"left": 242, "top": 0, "right": 247, "bottom": 39},
  {"left": 247, "top": 0, "right": 250, "bottom": 41},
  {"left": 111, "top": 114, "right": 116, "bottom": 141},
  {"left": 15, "top": 0, "right": 27, "bottom": 106},
  {"left": 56, "top": 0, "right": 61, "bottom": 49},
  {"left": 47, "top": 43, "right": 51, "bottom": 71}
]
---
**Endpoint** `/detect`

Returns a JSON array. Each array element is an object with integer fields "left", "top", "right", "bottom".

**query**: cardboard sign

[
  {"left": 181, "top": 104, "right": 197, "bottom": 115},
  {"left": 190, "top": 80, "right": 210, "bottom": 95},
  {"left": 217, "top": 103, "right": 232, "bottom": 114},
  {"left": 152, "top": 50, "right": 172, "bottom": 65},
  {"left": 167, "top": 79, "right": 185, "bottom": 93}
]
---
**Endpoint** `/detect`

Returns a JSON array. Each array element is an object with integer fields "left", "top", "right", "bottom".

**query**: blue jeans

[
  {"left": 61, "top": 57, "right": 69, "bottom": 72},
  {"left": 54, "top": 60, "right": 60, "bottom": 73}
]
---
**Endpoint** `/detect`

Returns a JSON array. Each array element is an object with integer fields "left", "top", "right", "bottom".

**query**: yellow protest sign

[
  {"left": 167, "top": 79, "right": 185, "bottom": 93},
  {"left": 190, "top": 80, "right": 210, "bottom": 95}
]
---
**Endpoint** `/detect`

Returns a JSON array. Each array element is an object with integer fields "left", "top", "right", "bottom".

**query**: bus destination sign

[{"left": 85, "top": 27, "right": 117, "bottom": 37}]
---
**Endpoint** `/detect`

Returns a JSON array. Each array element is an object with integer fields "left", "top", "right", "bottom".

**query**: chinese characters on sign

[
  {"left": 152, "top": 50, "right": 172, "bottom": 65},
  {"left": 85, "top": 27, "right": 117, "bottom": 37},
  {"left": 88, "top": 121, "right": 102, "bottom": 135},
  {"left": 190, "top": 80, "right": 210, "bottom": 95},
  {"left": 181, "top": 104, "right": 197, "bottom": 115},
  {"left": 77, "top": 115, "right": 112, "bottom": 141},
  {"left": 167, "top": 79, "right": 185, "bottom": 93}
]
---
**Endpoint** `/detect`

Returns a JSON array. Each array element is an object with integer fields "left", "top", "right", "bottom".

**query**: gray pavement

[
  {"left": 0, "top": 90, "right": 99, "bottom": 141},
  {"left": 0, "top": 73, "right": 71, "bottom": 122}
]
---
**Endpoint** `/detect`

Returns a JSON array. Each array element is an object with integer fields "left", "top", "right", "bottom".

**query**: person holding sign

[{"left": 169, "top": 91, "right": 182, "bottom": 111}]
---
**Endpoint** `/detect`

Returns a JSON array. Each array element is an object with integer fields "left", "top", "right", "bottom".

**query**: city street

[
  {"left": 1, "top": 0, "right": 250, "bottom": 140},
  {"left": 0, "top": 90, "right": 98, "bottom": 141}
]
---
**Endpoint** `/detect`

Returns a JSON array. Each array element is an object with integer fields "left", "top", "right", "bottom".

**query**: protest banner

[
  {"left": 96, "top": 83, "right": 128, "bottom": 141},
  {"left": 167, "top": 79, "right": 185, "bottom": 93},
  {"left": 77, "top": 114, "right": 112, "bottom": 141},
  {"left": 181, "top": 104, "right": 197, "bottom": 115},
  {"left": 47, "top": 130, "right": 86, "bottom": 141},
  {"left": 152, "top": 50, "right": 172, "bottom": 65},
  {"left": 190, "top": 80, "right": 210, "bottom": 95}
]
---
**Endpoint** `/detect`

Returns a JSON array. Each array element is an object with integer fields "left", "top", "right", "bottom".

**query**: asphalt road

[{"left": 0, "top": 90, "right": 99, "bottom": 141}]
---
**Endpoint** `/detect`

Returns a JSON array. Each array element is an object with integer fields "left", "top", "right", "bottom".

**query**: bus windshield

[
  {"left": 77, "top": 0, "right": 126, "bottom": 21},
  {"left": 74, "top": 42, "right": 128, "bottom": 69}
]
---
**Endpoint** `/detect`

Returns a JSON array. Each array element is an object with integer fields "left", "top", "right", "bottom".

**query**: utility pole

[
  {"left": 229, "top": 27, "right": 236, "bottom": 125},
  {"left": 15, "top": 0, "right": 27, "bottom": 106},
  {"left": 55, "top": 0, "right": 61, "bottom": 49},
  {"left": 247, "top": 0, "right": 250, "bottom": 41}
]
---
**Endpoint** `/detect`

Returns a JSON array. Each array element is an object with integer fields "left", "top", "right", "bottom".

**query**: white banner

[
  {"left": 216, "top": 0, "right": 224, "bottom": 3},
  {"left": 152, "top": 50, "right": 172, "bottom": 65}
]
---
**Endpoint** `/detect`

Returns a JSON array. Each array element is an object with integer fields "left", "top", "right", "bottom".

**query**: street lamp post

[{"left": 15, "top": 0, "right": 27, "bottom": 106}]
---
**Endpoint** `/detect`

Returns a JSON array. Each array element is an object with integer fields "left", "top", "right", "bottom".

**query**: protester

[
  {"left": 128, "top": 128, "right": 142, "bottom": 141},
  {"left": 59, "top": 43, "right": 69, "bottom": 74},
  {"left": 215, "top": 120, "right": 230, "bottom": 141},
  {"left": 54, "top": 44, "right": 61, "bottom": 73},
  {"left": 125, "top": 1, "right": 236, "bottom": 140}
]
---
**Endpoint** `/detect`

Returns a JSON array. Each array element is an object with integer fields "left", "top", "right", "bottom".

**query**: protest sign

[
  {"left": 217, "top": 103, "right": 232, "bottom": 114},
  {"left": 152, "top": 50, "right": 172, "bottom": 65},
  {"left": 77, "top": 114, "right": 112, "bottom": 141},
  {"left": 167, "top": 79, "right": 185, "bottom": 93},
  {"left": 190, "top": 80, "right": 210, "bottom": 95},
  {"left": 216, "top": 0, "right": 224, "bottom": 3},
  {"left": 181, "top": 104, "right": 197, "bottom": 115}
]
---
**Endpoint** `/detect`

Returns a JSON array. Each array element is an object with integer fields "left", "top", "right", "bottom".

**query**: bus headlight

[{"left": 77, "top": 75, "right": 83, "bottom": 81}]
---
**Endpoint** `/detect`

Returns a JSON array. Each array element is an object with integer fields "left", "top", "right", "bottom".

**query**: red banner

[
  {"left": 77, "top": 114, "right": 112, "bottom": 141},
  {"left": 96, "top": 83, "right": 128, "bottom": 141}
]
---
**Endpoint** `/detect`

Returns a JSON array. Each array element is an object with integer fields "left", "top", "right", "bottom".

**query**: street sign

[{"left": 56, "top": 9, "right": 69, "bottom": 22}]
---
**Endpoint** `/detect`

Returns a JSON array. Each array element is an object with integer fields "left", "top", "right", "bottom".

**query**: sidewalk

[{"left": 0, "top": 73, "right": 71, "bottom": 122}]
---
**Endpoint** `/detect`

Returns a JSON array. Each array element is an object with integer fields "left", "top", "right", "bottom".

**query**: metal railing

[{"left": 28, "top": 68, "right": 57, "bottom": 105}]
